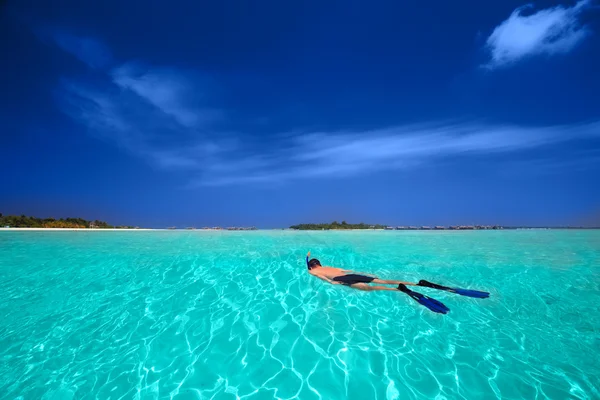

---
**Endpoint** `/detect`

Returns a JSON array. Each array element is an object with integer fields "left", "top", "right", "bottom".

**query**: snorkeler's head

[{"left": 308, "top": 258, "right": 321, "bottom": 269}]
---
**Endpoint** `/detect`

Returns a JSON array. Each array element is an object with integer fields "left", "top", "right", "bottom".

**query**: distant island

[
  {"left": 290, "top": 221, "right": 387, "bottom": 230},
  {"left": 0, "top": 214, "right": 136, "bottom": 229},
  {"left": 289, "top": 221, "right": 598, "bottom": 230},
  {"left": 2, "top": 214, "right": 596, "bottom": 230},
  {"left": 290, "top": 221, "right": 501, "bottom": 230}
]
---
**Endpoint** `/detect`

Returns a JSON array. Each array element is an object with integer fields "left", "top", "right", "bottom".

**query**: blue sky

[{"left": 1, "top": 0, "right": 599, "bottom": 228}]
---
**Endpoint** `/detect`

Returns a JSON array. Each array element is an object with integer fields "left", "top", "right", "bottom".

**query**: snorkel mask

[{"left": 306, "top": 252, "right": 321, "bottom": 270}]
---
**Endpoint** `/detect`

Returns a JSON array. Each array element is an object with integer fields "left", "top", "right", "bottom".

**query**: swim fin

[
  {"left": 397, "top": 284, "right": 450, "bottom": 314},
  {"left": 417, "top": 280, "right": 489, "bottom": 298}
]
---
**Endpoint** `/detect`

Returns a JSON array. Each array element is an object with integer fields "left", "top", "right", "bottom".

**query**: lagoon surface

[{"left": 0, "top": 230, "right": 599, "bottom": 399}]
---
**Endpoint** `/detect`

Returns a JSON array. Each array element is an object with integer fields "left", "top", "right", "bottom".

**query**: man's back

[{"left": 309, "top": 266, "right": 346, "bottom": 280}]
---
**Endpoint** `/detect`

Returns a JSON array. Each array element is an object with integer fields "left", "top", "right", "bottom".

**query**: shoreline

[
  {"left": 0, "top": 228, "right": 158, "bottom": 231},
  {"left": 1, "top": 227, "right": 598, "bottom": 232}
]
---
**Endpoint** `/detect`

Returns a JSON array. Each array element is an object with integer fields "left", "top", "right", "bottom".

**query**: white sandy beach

[
  {"left": 0, "top": 228, "right": 158, "bottom": 231},
  {"left": 0, "top": 228, "right": 254, "bottom": 231}
]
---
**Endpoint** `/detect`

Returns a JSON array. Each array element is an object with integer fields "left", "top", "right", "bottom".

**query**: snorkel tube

[{"left": 306, "top": 251, "right": 311, "bottom": 270}]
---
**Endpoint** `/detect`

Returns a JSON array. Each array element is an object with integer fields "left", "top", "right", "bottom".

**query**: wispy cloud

[
  {"left": 194, "top": 121, "right": 600, "bottom": 186},
  {"left": 484, "top": 0, "right": 592, "bottom": 69},
  {"left": 51, "top": 32, "right": 600, "bottom": 186},
  {"left": 60, "top": 76, "right": 600, "bottom": 186},
  {"left": 52, "top": 32, "right": 114, "bottom": 70},
  {"left": 57, "top": 78, "right": 228, "bottom": 171},
  {"left": 52, "top": 31, "right": 228, "bottom": 171},
  {"left": 111, "top": 63, "right": 221, "bottom": 128}
]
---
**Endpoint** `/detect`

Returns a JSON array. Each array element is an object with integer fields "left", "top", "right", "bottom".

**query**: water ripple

[{"left": 0, "top": 230, "right": 599, "bottom": 399}]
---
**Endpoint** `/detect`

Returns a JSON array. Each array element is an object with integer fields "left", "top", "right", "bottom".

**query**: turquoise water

[{"left": 0, "top": 230, "right": 599, "bottom": 400}]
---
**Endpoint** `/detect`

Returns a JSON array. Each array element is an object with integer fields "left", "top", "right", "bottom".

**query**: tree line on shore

[
  {"left": 289, "top": 221, "right": 387, "bottom": 230},
  {"left": 0, "top": 213, "right": 133, "bottom": 229}
]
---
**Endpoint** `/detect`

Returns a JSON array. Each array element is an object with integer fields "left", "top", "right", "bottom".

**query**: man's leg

[
  {"left": 350, "top": 283, "right": 397, "bottom": 291},
  {"left": 372, "top": 278, "right": 416, "bottom": 286}
]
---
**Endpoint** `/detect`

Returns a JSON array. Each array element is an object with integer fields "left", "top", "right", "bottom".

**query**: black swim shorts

[{"left": 332, "top": 274, "right": 376, "bottom": 285}]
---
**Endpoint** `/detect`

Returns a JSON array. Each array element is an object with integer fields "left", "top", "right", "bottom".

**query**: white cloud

[{"left": 484, "top": 0, "right": 592, "bottom": 68}]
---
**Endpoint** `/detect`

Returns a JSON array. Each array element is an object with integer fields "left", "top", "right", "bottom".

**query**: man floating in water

[{"left": 306, "top": 252, "right": 489, "bottom": 314}]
